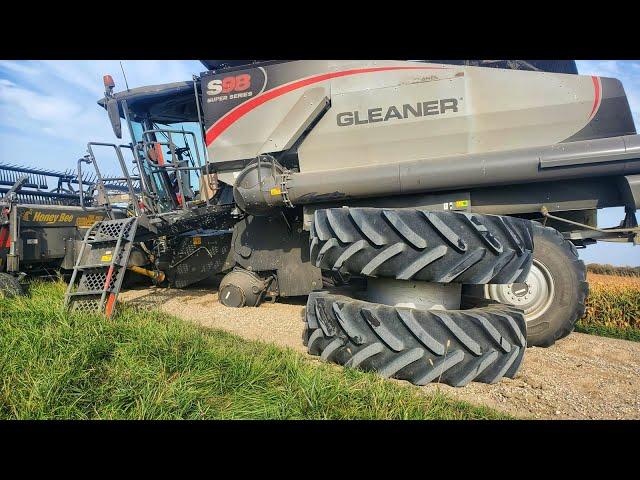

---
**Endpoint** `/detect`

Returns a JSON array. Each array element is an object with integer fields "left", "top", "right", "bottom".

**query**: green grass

[{"left": 0, "top": 281, "right": 506, "bottom": 420}]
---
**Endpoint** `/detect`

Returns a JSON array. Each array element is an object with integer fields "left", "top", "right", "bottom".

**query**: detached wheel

[
  {"left": 304, "top": 291, "right": 527, "bottom": 387},
  {"left": 0, "top": 273, "right": 24, "bottom": 299},
  {"left": 482, "top": 222, "right": 588, "bottom": 347}
]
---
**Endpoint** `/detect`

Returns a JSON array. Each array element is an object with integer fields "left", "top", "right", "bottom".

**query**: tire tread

[
  {"left": 305, "top": 291, "right": 527, "bottom": 387},
  {"left": 311, "top": 208, "right": 534, "bottom": 285}
]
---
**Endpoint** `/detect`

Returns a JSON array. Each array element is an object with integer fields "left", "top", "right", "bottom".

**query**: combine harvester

[{"left": 61, "top": 60, "right": 639, "bottom": 387}]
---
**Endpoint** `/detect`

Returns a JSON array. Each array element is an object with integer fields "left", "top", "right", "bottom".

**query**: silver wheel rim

[{"left": 485, "top": 259, "right": 555, "bottom": 324}]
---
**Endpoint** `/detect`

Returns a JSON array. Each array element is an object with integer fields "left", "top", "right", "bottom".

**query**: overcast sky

[{"left": 0, "top": 60, "right": 639, "bottom": 266}]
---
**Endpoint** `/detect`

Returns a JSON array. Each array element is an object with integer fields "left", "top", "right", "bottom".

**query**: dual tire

[
  {"left": 304, "top": 291, "right": 526, "bottom": 387},
  {"left": 311, "top": 208, "right": 534, "bottom": 285},
  {"left": 306, "top": 207, "right": 586, "bottom": 386}
]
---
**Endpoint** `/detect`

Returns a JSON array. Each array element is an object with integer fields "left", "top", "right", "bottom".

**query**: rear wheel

[{"left": 480, "top": 222, "right": 588, "bottom": 347}]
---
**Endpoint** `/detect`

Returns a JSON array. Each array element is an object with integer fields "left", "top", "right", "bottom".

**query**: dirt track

[{"left": 119, "top": 281, "right": 640, "bottom": 420}]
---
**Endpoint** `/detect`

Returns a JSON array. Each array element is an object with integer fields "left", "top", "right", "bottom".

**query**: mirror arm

[{"left": 107, "top": 98, "right": 122, "bottom": 139}]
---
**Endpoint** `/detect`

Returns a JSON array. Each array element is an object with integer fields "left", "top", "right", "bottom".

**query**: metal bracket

[
  {"left": 540, "top": 206, "right": 640, "bottom": 243},
  {"left": 280, "top": 172, "right": 294, "bottom": 208}
]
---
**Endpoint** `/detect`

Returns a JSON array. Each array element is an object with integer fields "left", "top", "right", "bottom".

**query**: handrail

[{"left": 77, "top": 156, "right": 106, "bottom": 213}]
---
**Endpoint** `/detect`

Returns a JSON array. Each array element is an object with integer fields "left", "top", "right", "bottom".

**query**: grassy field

[
  {"left": 0, "top": 281, "right": 506, "bottom": 420},
  {"left": 576, "top": 273, "right": 640, "bottom": 342},
  {"left": 2, "top": 268, "right": 637, "bottom": 419}
]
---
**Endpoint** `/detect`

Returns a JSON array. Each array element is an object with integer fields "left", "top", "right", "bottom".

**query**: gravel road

[{"left": 120, "top": 281, "right": 640, "bottom": 420}]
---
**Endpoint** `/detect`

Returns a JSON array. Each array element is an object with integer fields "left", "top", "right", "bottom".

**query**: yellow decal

[
  {"left": 454, "top": 200, "right": 469, "bottom": 208},
  {"left": 21, "top": 209, "right": 33, "bottom": 221},
  {"left": 101, "top": 254, "right": 112, "bottom": 262},
  {"left": 22, "top": 211, "right": 75, "bottom": 224},
  {"left": 76, "top": 215, "right": 104, "bottom": 228},
  {"left": 269, "top": 187, "right": 282, "bottom": 196},
  {"left": 193, "top": 236, "right": 202, "bottom": 246}
]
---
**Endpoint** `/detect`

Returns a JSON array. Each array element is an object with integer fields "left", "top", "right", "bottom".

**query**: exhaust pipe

[{"left": 233, "top": 134, "right": 640, "bottom": 215}]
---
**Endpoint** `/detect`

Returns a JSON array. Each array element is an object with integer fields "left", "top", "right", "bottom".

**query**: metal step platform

[{"left": 64, "top": 217, "right": 139, "bottom": 318}]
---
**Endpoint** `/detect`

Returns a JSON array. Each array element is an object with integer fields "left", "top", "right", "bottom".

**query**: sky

[{"left": 0, "top": 59, "right": 639, "bottom": 266}]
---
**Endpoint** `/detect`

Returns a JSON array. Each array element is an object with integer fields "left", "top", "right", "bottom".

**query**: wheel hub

[
  {"left": 365, "top": 278, "right": 461, "bottom": 310},
  {"left": 485, "top": 259, "right": 555, "bottom": 323}
]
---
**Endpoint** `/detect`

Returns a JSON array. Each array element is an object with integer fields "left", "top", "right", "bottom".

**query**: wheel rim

[{"left": 485, "top": 259, "right": 555, "bottom": 324}]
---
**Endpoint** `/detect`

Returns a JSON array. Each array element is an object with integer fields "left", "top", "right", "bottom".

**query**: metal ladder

[{"left": 64, "top": 217, "right": 139, "bottom": 318}]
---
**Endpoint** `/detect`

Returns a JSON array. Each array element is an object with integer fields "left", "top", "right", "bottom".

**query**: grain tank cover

[
  {"left": 199, "top": 60, "right": 579, "bottom": 74},
  {"left": 200, "top": 60, "right": 635, "bottom": 181},
  {"left": 200, "top": 60, "right": 257, "bottom": 71}
]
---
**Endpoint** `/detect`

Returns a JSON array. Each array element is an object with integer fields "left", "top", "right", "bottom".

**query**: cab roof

[{"left": 97, "top": 80, "right": 198, "bottom": 124}]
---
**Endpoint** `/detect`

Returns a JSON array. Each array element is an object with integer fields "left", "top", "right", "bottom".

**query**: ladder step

[
  {"left": 87, "top": 238, "right": 133, "bottom": 245},
  {"left": 67, "top": 290, "right": 109, "bottom": 297},
  {"left": 77, "top": 263, "right": 125, "bottom": 270},
  {"left": 64, "top": 216, "right": 140, "bottom": 317}
]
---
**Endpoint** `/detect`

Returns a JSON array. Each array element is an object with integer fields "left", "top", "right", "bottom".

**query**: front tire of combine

[
  {"left": 0, "top": 272, "right": 24, "bottom": 299},
  {"left": 311, "top": 207, "right": 534, "bottom": 285},
  {"left": 304, "top": 291, "right": 527, "bottom": 387},
  {"left": 482, "top": 222, "right": 588, "bottom": 347}
]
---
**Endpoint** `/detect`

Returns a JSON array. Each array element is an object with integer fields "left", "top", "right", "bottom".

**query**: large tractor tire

[
  {"left": 478, "top": 222, "right": 588, "bottom": 347},
  {"left": 303, "top": 291, "right": 527, "bottom": 387},
  {"left": 310, "top": 208, "right": 533, "bottom": 285},
  {"left": 0, "top": 272, "right": 24, "bottom": 299}
]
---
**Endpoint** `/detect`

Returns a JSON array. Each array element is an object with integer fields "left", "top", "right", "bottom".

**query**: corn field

[
  {"left": 577, "top": 273, "right": 640, "bottom": 340},
  {"left": 586, "top": 263, "right": 640, "bottom": 277}
]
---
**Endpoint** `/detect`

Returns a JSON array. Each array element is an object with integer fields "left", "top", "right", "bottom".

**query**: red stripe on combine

[
  {"left": 589, "top": 76, "right": 601, "bottom": 120},
  {"left": 205, "top": 66, "right": 450, "bottom": 146},
  {"left": 0, "top": 227, "right": 7, "bottom": 247}
]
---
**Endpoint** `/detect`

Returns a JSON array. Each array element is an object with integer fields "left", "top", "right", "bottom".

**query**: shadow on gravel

[
  {"left": 124, "top": 273, "right": 309, "bottom": 310},
  {"left": 126, "top": 290, "right": 178, "bottom": 311}
]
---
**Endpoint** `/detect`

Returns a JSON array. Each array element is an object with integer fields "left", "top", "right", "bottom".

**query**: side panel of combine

[
  {"left": 300, "top": 68, "right": 632, "bottom": 172},
  {"left": 201, "top": 60, "right": 635, "bottom": 180}
]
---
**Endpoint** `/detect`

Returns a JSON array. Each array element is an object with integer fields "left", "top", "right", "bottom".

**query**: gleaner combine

[{"left": 57, "top": 60, "right": 639, "bottom": 387}]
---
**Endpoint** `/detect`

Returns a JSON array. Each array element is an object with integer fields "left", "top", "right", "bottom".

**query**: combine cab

[{"left": 64, "top": 77, "right": 236, "bottom": 316}]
